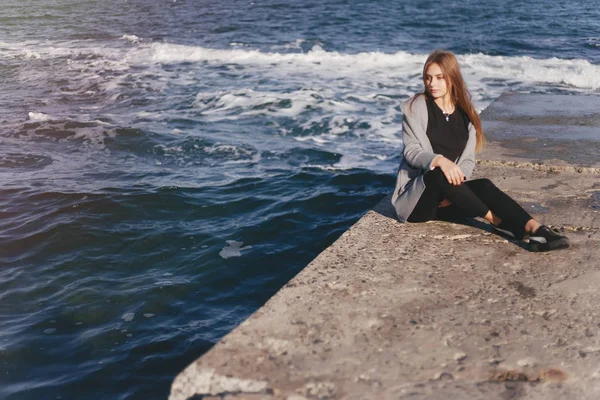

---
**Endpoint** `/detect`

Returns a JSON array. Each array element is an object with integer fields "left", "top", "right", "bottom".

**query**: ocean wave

[
  {"left": 28, "top": 112, "right": 54, "bottom": 121},
  {"left": 146, "top": 42, "right": 425, "bottom": 72},
  {"left": 192, "top": 88, "right": 346, "bottom": 119},
  {"left": 144, "top": 42, "right": 600, "bottom": 90},
  {"left": 3, "top": 39, "right": 600, "bottom": 129},
  {"left": 121, "top": 34, "right": 141, "bottom": 44},
  {"left": 4, "top": 39, "right": 600, "bottom": 93},
  {"left": 151, "top": 141, "right": 261, "bottom": 167},
  {"left": 3, "top": 39, "right": 600, "bottom": 176},
  {"left": 0, "top": 153, "right": 53, "bottom": 170},
  {"left": 17, "top": 119, "right": 115, "bottom": 151}
]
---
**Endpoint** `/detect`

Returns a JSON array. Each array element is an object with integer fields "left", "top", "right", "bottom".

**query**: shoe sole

[
  {"left": 529, "top": 238, "right": 570, "bottom": 252},
  {"left": 490, "top": 225, "right": 516, "bottom": 239}
]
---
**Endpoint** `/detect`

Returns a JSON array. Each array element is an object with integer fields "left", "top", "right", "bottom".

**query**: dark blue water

[{"left": 1, "top": 0, "right": 599, "bottom": 398}]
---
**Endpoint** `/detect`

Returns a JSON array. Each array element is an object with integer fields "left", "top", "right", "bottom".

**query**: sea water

[{"left": 1, "top": 0, "right": 599, "bottom": 398}]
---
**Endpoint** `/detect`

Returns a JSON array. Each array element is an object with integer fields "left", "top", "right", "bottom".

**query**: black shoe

[
  {"left": 491, "top": 221, "right": 525, "bottom": 240},
  {"left": 529, "top": 225, "right": 570, "bottom": 252}
]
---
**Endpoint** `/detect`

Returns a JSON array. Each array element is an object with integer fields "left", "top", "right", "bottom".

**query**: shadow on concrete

[{"left": 372, "top": 194, "right": 396, "bottom": 219}]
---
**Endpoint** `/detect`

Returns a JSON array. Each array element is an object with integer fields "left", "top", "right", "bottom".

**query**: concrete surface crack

[
  {"left": 476, "top": 160, "right": 600, "bottom": 174},
  {"left": 561, "top": 225, "right": 598, "bottom": 233},
  {"left": 170, "top": 367, "right": 269, "bottom": 400}
]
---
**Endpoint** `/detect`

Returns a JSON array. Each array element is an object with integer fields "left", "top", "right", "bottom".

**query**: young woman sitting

[{"left": 391, "top": 49, "right": 569, "bottom": 252}]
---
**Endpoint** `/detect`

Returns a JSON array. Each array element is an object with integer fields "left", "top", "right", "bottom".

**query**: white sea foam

[
  {"left": 154, "top": 144, "right": 184, "bottom": 154},
  {"left": 8, "top": 40, "right": 600, "bottom": 94},
  {"left": 202, "top": 144, "right": 254, "bottom": 157},
  {"left": 193, "top": 88, "right": 334, "bottom": 119},
  {"left": 28, "top": 112, "right": 53, "bottom": 121},
  {"left": 219, "top": 240, "right": 252, "bottom": 259},
  {"left": 8, "top": 40, "right": 600, "bottom": 109},
  {"left": 159, "top": 44, "right": 600, "bottom": 171},
  {"left": 122, "top": 34, "right": 141, "bottom": 44},
  {"left": 7, "top": 39, "right": 600, "bottom": 173},
  {"left": 121, "top": 312, "right": 135, "bottom": 322},
  {"left": 146, "top": 43, "right": 425, "bottom": 83},
  {"left": 144, "top": 43, "right": 600, "bottom": 89},
  {"left": 271, "top": 39, "right": 307, "bottom": 50}
]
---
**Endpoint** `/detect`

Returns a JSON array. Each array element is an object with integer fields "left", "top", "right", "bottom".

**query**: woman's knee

[
  {"left": 424, "top": 167, "right": 445, "bottom": 187},
  {"left": 469, "top": 178, "right": 497, "bottom": 191}
]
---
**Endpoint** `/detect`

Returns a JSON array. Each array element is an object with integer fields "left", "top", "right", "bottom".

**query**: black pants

[{"left": 408, "top": 168, "right": 532, "bottom": 237}]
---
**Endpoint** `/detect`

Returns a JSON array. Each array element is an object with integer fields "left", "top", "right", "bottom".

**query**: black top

[{"left": 425, "top": 97, "right": 470, "bottom": 162}]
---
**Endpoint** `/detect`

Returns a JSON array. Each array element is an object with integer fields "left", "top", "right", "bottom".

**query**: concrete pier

[{"left": 170, "top": 94, "right": 600, "bottom": 400}]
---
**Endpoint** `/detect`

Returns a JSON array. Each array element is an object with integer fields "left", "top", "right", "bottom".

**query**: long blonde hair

[{"left": 412, "top": 49, "right": 485, "bottom": 151}]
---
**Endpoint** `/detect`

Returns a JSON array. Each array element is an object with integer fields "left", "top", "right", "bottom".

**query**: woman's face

[{"left": 425, "top": 62, "right": 451, "bottom": 101}]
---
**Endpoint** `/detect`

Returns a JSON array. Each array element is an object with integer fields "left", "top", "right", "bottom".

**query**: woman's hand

[{"left": 433, "top": 156, "right": 465, "bottom": 186}]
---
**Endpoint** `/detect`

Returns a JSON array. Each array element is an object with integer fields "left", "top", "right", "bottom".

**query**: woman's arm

[
  {"left": 402, "top": 113, "right": 439, "bottom": 171},
  {"left": 456, "top": 123, "right": 477, "bottom": 179},
  {"left": 431, "top": 155, "right": 465, "bottom": 186}
]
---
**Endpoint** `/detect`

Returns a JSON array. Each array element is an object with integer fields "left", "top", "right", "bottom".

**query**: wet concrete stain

[
  {"left": 541, "top": 183, "right": 560, "bottom": 190},
  {"left": 509, "top": 281, "right": 536, "bottom": 298},
  {"left": 520, "top": 202, "right": 549, "bottom": 214},
  {"left": 501, "top": 382, "right": 526, "bottom": 400},
  {"left": 591, "top": 191, "right": 600, "bottom": 210}
]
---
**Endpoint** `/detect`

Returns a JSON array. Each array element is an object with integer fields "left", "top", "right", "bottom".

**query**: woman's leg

[
  {"left": 466, "top": 178, "right": 569, "bottom": 251},
  {"left": 406, "top": 170, "right": 444, "bottom": 222},
  {"left": 426, "top": 168, "right": 491, "bottom": 218},
  {"left": 464, "top": 178, "right": 533, "bottom": 239},
  {"left": 414, "top": 170, "right": 532, "bottom": 238},
  {"left": 408, "top": 168, "right": 490, "bottom": 222},
  {"left": 414, "top": 171, "right": 569, "bottom": 251}
]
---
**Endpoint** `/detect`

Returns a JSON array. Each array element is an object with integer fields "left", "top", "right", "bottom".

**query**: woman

[{"left": 391, "top": 49, "right": 569, "bottom": 252}]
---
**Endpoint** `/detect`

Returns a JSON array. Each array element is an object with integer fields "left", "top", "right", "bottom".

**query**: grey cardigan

[{"left": 391, "top": 94, "right": 477, "bottom": 222}]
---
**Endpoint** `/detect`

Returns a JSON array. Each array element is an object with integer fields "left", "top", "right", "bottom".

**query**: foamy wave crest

[
  {"left": 20, "top": 119, "right": 115, "bottom": 152},
  {"left": 6, "top": 40, "right": 600, "bottom": 95},
  {"left": 144, "top": 43, "right": 600, "bottom": 94},
  {"left": 461, "top": 53, "right": 600, "bottom": 90},
  {"left": 122, "top": 35, "right": 141, "bottom": 44},
  {"left": 191, "top": 87, "right": 400, "bottom": 160},
  {"left": 193, "top": 88, "right": 354, "bottom": 119},
  {"left": 158, "top": 44, "right": 600, "bottom": 172},
  {"left": 0, "top": 41, "right": 44, "bottom": 59},
  {"left": 28, "top": 112, "right": 54, "bottom": 122},
  {"left": 0, "top": 40, "right": 121, "bottom": 61},
  {"left": 6, "top": 38, "right": 600, "bottom": 174},
  {"left": 147, "top": 43, "right": 423, "bottom": 74}
]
